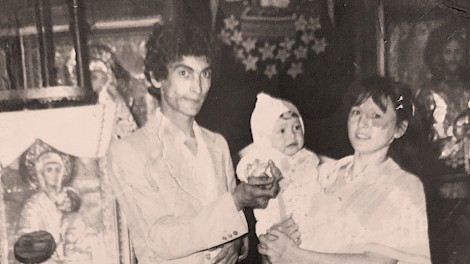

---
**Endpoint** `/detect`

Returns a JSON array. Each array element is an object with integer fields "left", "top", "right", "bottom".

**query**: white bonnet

[{"left": 250, "top": 92, "right": 304, "bottom": 148}]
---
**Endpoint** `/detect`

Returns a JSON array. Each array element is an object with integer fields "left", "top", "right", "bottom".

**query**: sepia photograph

[{"left": 0, "top": 0, "right": 468, "bottom": 263}]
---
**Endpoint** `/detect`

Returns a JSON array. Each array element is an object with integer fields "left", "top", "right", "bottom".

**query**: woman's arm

[
  {"left": 259, "top": 230, "right": 397, "bottom": 264},
  {"left": 268, "top": 217, "right": 302, "bottom": 245}
]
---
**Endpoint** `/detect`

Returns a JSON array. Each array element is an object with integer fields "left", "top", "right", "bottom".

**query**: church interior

[{"left": 0, "top": 0, "right": 469, "bottom": 263}]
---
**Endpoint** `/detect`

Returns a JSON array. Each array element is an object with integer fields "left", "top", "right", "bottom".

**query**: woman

[
  {"left": 258, "top": 76, "right": 431, "bottom": 264},
  {"left": 16, "top": 141, "right": 104, "bottom": 264},
  {"left": 418, "top": 24, "right": 470, "bottom": 172},
  {"left": 16, "top": 141, "right": 78, "bottom": 263}
]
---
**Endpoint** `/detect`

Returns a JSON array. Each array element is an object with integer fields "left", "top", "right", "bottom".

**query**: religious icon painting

[
  {"left": 0, "top": 140, "right": 134, "bottom": 264},
  {"left": 0, "top": 104, "right": 133, "bottom": 264}
]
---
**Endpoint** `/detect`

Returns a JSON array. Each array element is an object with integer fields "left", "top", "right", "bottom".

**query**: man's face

[
  {"left": 443, "top": 39, "right": 464, "bottom": 74},
  {"left": 159, "top": 56, "right": 212, "bottom": 119}
]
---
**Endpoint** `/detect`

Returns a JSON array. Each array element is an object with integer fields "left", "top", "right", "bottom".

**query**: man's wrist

[
  {"left": 238, "top": 235, "right": 249, "bottom": 260},
  {"left": 231, "top": 189, "right": 243, "bottom": 211}
]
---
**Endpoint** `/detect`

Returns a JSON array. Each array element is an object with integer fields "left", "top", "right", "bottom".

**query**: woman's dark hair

[
  {"left": 424, "top": 24, "right": 470, "bottom": 82},
  {"left": 345, "top": 76, "right": 432, "bottom": 178},
  {"left": 345, "top": 76, "right": 414, "bottom": 125},
  {"left": 144, "top": 21, "right": 216, "bottom": 83}
]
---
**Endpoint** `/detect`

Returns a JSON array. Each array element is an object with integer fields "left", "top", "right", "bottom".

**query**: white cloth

[
  {"left": 236, "top": 145, "right": 286, "bottom": 182},
  {"left": 249, "top": 92, "right": 304, "bottom": 148},
  {"left": 248, "top": 148, "right": 320, "bottom": 237},
  {"left": 305, "top": 156, "right": 431, "bottom": 264},
  {"left": 0, "top": 103, "right": 116, "bottom": 167},
  {"left": 17, "top": 192, "right": 63, "bottom": 242},
  {"left": 237, "top": 92, "right": 320, "bottom": 237},
  {"left": 238, "top": 92, "right": 306, "bottom": 180}
]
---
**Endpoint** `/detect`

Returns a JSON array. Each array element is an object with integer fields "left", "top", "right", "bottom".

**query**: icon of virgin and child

[{"left": 13, "top": 141, "right": 105, "bottom": 264}]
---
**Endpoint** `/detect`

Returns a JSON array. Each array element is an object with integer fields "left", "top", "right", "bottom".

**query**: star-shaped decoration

[
  {"left": 294, "top": 15, "right": 308, "bottom": 32},
  {"left": 220, "top": 29, "right": 232, "bottom": 45},
  {"left": 276, "top": 48, "right": 290, "bottom": 63},
  {"left": 308, "top": 17, "right": 321, "bottom": 31},
  {"left": 224, "top": 15, "right": 239, "bottom": 31},
  {"left": 301, "top": 32, "right": 315, "bottom": 45},
  {"left": 312, "top": 38, "right": 328, "bottom": 54},
  {"left": 264, "top": 64, "right": 277, "bottom": 79},
  {"left": 258, "top": 42, "right": 276, "bottom": 60},
  {"left": 242, "top": 37, "right": 257, "bottom": 52},
  {"left": 287, "top": 62, "right": 303, "bottom": 78},
  {"left": 279, "top": 37, "right": 296, "bottom": 51},
  {"left": 242, "top": 54, "right": 259, "bottom": 71},
  {"left": 234, "top": 47, "right": 246, "bottom": 60},
  {"left": 231, "top": 30, "right": 243, "bottom": 45},
  {"left": 293, "top": 46, "right": 308, "bottom": 60}
]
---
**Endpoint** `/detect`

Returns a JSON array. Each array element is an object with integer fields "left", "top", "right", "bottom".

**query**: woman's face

[
  {"left": 442, "top": 39, "right": 464, "bottom": 74},
  {"left": 348, "top": 97, "right": 403, "bottom": 156},
  {"left": 42, "top": 162, "right": 63, "bottom": 191},
  {"left": 91, "top": 70, "right": 109, "bottom": 93}
]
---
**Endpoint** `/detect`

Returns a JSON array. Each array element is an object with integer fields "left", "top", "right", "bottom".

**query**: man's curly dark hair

[{"left": 144, "top": 22, "right": 216, "bottom": 83}]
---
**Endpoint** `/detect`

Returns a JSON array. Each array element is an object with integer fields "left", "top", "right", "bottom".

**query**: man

[{"left": 107, "top": 22, "right": 282, "bottom": 264}]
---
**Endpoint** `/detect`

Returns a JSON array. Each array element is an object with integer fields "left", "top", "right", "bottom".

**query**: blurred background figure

[
  {"left": 416, "top": 23, "right": 470, "bottom": 264},
  {"left": 87, "top": 44, "right": 138, "bottom": 139},
  {"left": 418, "top": 23, "right": 470, "bottom": 173}
]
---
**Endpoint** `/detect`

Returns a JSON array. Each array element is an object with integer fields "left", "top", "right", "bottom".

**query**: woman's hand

[
  {"left": 269, "top": 217, "right": 302, "bottom": 246},
  {"left": 258, "top": 230, "right": 301, "bottom": 264}
]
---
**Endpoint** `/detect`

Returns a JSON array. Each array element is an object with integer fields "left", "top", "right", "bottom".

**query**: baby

[{"left": 237, "top": 93, "right": 321, "bottom": 245}]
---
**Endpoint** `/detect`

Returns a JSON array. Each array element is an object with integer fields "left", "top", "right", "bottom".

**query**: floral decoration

[{"left": 220, "top": 13, "right": 327, "bottom": 79}]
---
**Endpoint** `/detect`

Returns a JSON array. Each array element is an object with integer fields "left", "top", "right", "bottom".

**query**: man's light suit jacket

[{"left": 107, "top": 111, "right": 248, "bottom": 264}]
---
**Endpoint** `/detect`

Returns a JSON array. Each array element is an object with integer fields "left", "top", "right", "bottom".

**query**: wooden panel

[{"left": 0, "top": 0, "right": 167, "bottom": 30}]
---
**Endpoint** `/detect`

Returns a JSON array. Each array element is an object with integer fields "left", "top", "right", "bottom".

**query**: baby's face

[
  {"left": 271, "top": 114, "right": 304, "bottom": 156},
  {"left": 57, "top": 196, "right": 73, "bottom": 212}
]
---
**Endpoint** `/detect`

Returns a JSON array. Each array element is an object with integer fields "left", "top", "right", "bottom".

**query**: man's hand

[
  {"left": 212, "top": 236, "right": 248, "bottom": 264},
  {"left": 232, "top": 161, "right": 283, "bottom": 210}
]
